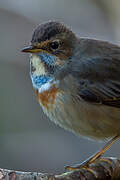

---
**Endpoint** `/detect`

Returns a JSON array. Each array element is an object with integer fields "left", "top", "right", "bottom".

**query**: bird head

[{"left": 22, "top": 21, "right": 77, "bottom": 91}]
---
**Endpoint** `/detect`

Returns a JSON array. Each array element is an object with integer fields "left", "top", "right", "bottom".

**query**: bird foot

[
  {"left": 65, "top": 164, "right": 88, "bottom": 171},
  {"left": 65, "top": 158, "right": 92, "bottom": 171},
  {"left": 65, "top": 135, "right": 119, "bottom": 171}
]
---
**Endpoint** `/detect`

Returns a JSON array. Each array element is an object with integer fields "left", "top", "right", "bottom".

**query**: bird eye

[{"left": 50, "top": 41, "right": 60, "bottom": 50}]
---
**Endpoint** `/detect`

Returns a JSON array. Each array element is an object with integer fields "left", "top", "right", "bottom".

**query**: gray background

[{"left": 0, "top": 0, "right": 120, "bottom": 174}]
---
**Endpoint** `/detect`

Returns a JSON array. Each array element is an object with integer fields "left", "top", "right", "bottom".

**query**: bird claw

[{"left": 65, "top": 163, "right": 89, "bottom": 171}]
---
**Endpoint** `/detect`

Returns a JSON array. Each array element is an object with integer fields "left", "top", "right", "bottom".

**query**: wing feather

[
  {"left": 56, "top": 39, "right": 120, "bottom": 108},
  {"left": 70, "top": 39, "right": 120, "bottom": 108},
  {"left": 79, "top": 81, "right": 120, "bottom": 107}
]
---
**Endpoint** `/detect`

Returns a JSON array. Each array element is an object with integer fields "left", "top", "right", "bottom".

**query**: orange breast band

[{"left": 35, "top": 85, "right": 59, "bottom": 110}]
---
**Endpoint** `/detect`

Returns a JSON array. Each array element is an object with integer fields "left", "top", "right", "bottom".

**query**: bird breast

[
  {"left": 35, "top": 85, "right": 120, "bottom": 140},
  {"left": 35, "top": 85, "right": 59, "bottom": 110}
]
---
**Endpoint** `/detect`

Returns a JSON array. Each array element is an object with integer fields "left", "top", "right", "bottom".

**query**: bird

[{"left": 22, "top": 21, "right": 120, "bottom": 170}]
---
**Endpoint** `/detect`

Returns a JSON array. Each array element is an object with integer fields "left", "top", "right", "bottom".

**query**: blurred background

[{"left": 0, "top": 0, "right": 120, "bottom": 174}]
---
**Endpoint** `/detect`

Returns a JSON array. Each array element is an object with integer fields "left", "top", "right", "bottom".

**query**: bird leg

[{"left": 65, "top": 135, "right": 119, "bottom": 171}]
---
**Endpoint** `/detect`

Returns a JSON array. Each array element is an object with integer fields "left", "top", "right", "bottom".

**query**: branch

[{"left": 0, "top": 157, "right": 120, "bottom": 180}]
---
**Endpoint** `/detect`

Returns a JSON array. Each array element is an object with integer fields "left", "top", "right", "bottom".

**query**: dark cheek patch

[
  {"left": 39, "top": 52, "right": 56, "bottom": 65},
  {"left": 30, "top": 61, "right": 36, "bottom": 73}
]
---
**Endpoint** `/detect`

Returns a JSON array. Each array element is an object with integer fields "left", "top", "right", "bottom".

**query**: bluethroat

[{"left": 22, "top": 21, "right": 120, "bottom": 170}]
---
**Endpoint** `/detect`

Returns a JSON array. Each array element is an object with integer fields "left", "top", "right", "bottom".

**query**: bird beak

[{"left": 21, "top": 45, "right": 44, "bottom": 53}]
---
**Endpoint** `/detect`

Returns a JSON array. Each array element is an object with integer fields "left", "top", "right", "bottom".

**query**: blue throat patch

[
  {"left": 31, "top": 52, "right": 56, "bottom": 89},
  {"left": 39, "top": 52, "right": 56, "bottom": 65},
  {"left": 31, "top": 75, "right": 53, "bottom": 89}
]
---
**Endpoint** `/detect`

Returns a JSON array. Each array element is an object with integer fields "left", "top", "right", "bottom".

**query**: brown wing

[
  {"left": 71, "top": 42, "right": 120, "bottom": 108},
  {"left": 57, "top": 38, "right": 120, "bottom": 108},
  {"left": 79, "top": 80, "right": 120, "bottom": 108}
]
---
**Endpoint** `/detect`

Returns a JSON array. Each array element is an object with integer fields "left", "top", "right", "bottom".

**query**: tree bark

[{"left": 0, "top": 157, "right": 120, "bottom": 180}]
